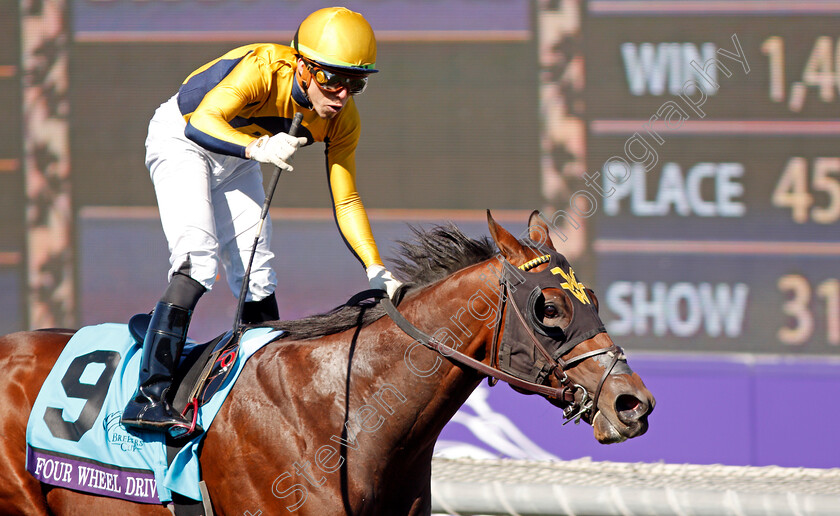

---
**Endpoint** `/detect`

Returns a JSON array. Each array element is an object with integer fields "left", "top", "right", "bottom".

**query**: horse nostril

[
  {"left": 615, "top": 394, "right": 645, "bottom": 424},
  {"left": 616, "top": 394, "right": 640, "bottom": 412}
]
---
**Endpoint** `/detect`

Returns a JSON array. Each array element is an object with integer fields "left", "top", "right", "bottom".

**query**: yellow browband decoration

[{"left": 518, "top": 255, "right": 551, "bottom": 271}]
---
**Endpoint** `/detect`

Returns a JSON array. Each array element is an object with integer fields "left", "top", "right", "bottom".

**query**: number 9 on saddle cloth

[{"left": 25, "top": 321, "right": 282, "bottom": 505}]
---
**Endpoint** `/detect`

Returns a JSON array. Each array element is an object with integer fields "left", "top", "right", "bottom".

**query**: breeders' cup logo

[{"left": 103, "top": 412, "right": 145, "bottom": 452}]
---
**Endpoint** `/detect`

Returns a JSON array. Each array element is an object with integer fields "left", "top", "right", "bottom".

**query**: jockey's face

[{"left": 297, "top": 59, "right": 351, "bottom": 120}]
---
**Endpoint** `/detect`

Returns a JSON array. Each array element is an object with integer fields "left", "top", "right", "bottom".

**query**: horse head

[{"left": 486, "top": 210, "right": 655, "bottom": 443}]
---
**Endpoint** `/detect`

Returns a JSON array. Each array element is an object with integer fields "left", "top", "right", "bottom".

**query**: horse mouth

[
  {"left": 592, "top": 393, "right": 653, "bottom": 444},
  {"left": 592, "top": 411, "right": 627, "bottom": 444}
]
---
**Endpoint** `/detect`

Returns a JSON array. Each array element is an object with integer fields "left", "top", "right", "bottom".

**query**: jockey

[{"left": 122, "top": 7, "right": 402, "bottom": 434}]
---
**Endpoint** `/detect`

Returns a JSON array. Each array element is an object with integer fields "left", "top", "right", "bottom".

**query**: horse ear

[
  {"left": 487, "top": 209, "right": 528, "bottom": 264},
  {"left": 527, "top": 210, "right": 555, "bottom": 251}
]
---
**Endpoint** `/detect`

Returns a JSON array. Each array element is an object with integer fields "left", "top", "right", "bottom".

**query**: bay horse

[{"left": 0, "top": 211, "right": 654, "bottom": 515}]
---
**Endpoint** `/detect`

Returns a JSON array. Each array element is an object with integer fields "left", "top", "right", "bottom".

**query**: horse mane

[{"left": 264, "top": 224, "right": 496, "bottom": 340}]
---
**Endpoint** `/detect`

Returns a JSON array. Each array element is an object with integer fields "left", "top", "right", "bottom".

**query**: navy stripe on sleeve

[
  {"left": 184, "top": 122, "right": 247, "bottom": 158},
  {"left": 177, "top": 54, "right": 250, "bottom": 116}
]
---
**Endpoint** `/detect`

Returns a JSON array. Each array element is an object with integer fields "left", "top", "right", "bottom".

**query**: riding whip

[{"left": 232, "top": 112, "right": 304, "bottom": 333}]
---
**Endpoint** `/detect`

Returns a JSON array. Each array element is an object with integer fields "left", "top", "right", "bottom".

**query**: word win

[{"left": 622, "top": 42, "right": 720, "bottom": 96}]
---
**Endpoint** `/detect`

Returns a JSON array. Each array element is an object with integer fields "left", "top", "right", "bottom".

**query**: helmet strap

[{"left": 295, "top": 62, "right": 312, "bottom": 102}]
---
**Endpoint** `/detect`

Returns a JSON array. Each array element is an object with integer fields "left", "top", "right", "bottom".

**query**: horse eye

[{"left": 543, "top": 304, "right": 559, "bottom": 318}]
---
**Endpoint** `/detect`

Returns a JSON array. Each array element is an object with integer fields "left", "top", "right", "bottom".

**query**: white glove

[
  {"left": 366, "top": 265, "right": 403, "bottom": 299},
  {"left": 248, "top": 133, "right": 308, "bottom": 172}
]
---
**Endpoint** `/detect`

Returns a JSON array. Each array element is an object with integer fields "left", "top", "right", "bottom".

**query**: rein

[
  {"left": 380, "top": 298, "right": 575, "bottom": 402},
  {"left": 379, "top": 256, "right": 625, "bottom": 425}
]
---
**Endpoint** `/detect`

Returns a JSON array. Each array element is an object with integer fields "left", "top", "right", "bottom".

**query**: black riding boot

[{"left": 121, "top": 301, "right": 197, "bottom": 434}]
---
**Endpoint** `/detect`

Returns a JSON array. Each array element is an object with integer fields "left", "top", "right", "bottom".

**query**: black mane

[{"left": 264, "top": 224, "right": 496, "bottom": 339}]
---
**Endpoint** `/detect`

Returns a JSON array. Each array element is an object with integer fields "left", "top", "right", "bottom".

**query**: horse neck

[{"left": 376, "top": 258, "right": 504, "bottom": 453}]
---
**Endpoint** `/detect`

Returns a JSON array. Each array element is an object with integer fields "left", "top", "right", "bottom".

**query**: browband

[{"left": 518, "top": 255, "right": 550, "bottom": 271}]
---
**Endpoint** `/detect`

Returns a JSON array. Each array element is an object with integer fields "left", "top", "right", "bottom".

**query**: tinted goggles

[{"left": 306, "top": 62, "right": 368, "bottom": 95}]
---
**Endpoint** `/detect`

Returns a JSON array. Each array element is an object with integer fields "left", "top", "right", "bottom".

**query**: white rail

[{"left": 430, "top": 457, "right": 840, "bottom": 516}]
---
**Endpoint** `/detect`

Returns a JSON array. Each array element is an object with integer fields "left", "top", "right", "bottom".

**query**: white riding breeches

[{"left": 145, "top": 94, "right": 276, "bottom": 301}]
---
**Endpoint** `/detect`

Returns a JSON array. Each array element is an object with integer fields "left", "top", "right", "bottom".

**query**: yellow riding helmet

[{"left": 292, "top": 7, "right": 378, "bottom": 75}]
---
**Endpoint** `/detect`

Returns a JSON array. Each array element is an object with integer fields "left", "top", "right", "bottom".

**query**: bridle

[{"left": 381, "top": 254, "right": 627, "bottom": 425}]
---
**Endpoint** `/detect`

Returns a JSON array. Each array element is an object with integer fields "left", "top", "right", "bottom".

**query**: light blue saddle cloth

[{"left": 25, "top": 323, "right": 282, "bottom": 504}]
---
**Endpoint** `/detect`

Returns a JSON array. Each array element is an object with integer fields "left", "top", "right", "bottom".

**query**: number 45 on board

[{"left": 772, "top": 157, "right": 840, "bottom": 224}]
